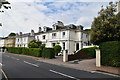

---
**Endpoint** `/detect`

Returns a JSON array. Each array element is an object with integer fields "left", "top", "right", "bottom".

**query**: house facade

[
  {"left": 4, "top": 36, "right": 16, "bottom": 47},
  {"left": 15, "top": 31, "right": 35, "bottom": 47},
  {"left": 35, "top": 21, "right": 90, "bottom": 54},
  {"left": 0, "top": 38, "right": 6, "bottom": 47}
]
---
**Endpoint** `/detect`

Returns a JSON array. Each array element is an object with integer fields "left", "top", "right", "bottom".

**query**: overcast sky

[{"left": 0, "top": 0, "right": 116, "bottom": 37}]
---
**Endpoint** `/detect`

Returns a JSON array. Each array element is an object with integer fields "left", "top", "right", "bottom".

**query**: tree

[
  {"left": 90, "top": 2, "right": 120, "bottom": 45},
  {"left": 53, "top": 45, "right": 62, "bottom": 56},
  {"left": 8, "top": 33, "right": 16, "bottom": 36},
  {"left": 28, "top": 42, "right": 39, "bottom": 48},
  {"left": 28, "top": 40, "right": 42, "bottom": 48},
  {"left": 0, "top": 0, "right": 11, "bottom": 26},
  {"left": 0, "top": 0, "right": 11, "bottom": 10}
]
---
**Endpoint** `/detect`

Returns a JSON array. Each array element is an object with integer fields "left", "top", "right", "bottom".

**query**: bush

[
  {"left": 7, "top": 47, "right": 23, "bottom": 54},
  {"left": 99, "top": 41, "right": 120, "bottom": 67},
  {"left": 42, "top": 48, "right": 55, "bottom": 59},
  {"left": 7, "top": 47, "right": 40, "bottom": 57},
  {"left": 28, "top": 42, "right": 39, "bottom": 48},
  {"left": 81, "top": 46, "right": 98, "bottom": 58},
  {"left": 54, "top": 45, "right": 62, "bottom": 56}
]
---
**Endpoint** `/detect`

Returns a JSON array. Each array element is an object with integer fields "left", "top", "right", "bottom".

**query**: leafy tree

[
  {"left": 90, "top": 2, "right": 120, "bottom": 45},
  {"left": 28, "top": 42, "right": 39, "bottom": 48},
  {"left": 8, "top": 33, "right": 16, "bottom": 36},
  {"left": 53, "top": 45, "right": 62, "bottom": 56},
  {"left": 0, "top": 0, "right": 11, "bottom": 26},
  {"left": 0, "top": 0, "right": 11, "bottom": 10},
  {"left": 28, "top": 40, "right": 42, "bottom": 48}
]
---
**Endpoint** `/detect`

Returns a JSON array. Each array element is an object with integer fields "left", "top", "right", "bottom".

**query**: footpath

[{"left": 7, "top": 53, "right": 120, "bottom": 77}]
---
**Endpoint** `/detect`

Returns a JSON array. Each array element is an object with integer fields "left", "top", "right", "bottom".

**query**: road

[{"left": 0, "top": 53, "right": 119, "bottom": 80}]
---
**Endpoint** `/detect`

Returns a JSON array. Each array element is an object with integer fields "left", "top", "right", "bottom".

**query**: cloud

[{"left": 0, "top": 0, "right": 111, "bottom": 37}]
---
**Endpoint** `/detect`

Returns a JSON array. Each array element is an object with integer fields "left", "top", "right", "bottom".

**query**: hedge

[
  {"left": 7, "top": 47, "right": 41, "bottom": 57},
  {"left": 99, "top": 41, "right": 120, "bottom": 67},
  {"left": 42, "top": 48, "right": 55, "bottom": 59},
  {"left": 81, "top": 46, "right": 98, "bottom": 58}
]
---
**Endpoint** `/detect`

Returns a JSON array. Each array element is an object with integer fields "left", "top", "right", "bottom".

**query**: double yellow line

[{"left": 0, "top": 69, "right": 8, "bottom": 80}]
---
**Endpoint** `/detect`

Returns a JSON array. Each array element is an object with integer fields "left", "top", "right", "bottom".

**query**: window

[
  {"left": 76, "top": 43, "right": 79, "bottom": 51},
  {"left": 52, "top": 33, "right": 56, "bottom": 36},
  {"left": 18, "top": 39, "right": 19, "bottom": 42},
  {"left": 52, "top": 43, "right": 56, "bottom": 47},
  {"left": 52, "top": 33, "right": 56, "bottom": 38},
  {"left": 63, "top": 32, "right": 65, "bottom": 36},
  {"left": 37, "top": 36, "right": 39, "bottom": 41},
  {"left": 43, "top": 35, "right": 46, "bottom": 39},
  {"left": 63, "top": 42, "right": 65, "bottom": 50},
  {"left": 86, "top": 35, "right": 88, "bottom": 38},
  {"left": 81, "top": 33, "right": 83, "bottom": 38}
]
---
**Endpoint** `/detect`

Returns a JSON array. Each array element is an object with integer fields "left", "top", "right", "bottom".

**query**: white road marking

[
  {"left": 1, "top": 69, "right": 8, "bottom": 80},
  {"left": 91, "top": 71, "right": 120, "bottom": 77},
  {"left": 24, "top": 61, "right": 39, "bottom": 67},
  {"left": 11, "top": 57, "right": 20, "bottom": 61},
  {"left": 16, "top": 59, "right": 20, "bottom": 60},
  {"left": 50, "top": 69, "right": 80, "bottom": 80},
  {"left": 0, "top": 63, "right": 2, "bottom": 66}
]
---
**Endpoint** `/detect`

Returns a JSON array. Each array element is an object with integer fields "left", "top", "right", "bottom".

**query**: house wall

[
  {"left": 0, "top": 39, "right": 5, "bottom": 47},
  {"left": 15, "top": 36, "right": 34, "bottom": 47},
  {"left": 4, "top": 38, "right": 15, "bottom": 47},
  {"left": 35, "top": 30, "right": 89, "bottom": 54}
]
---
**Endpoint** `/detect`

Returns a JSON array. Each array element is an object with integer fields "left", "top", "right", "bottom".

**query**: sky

[{"left": 0, "top": 0, "right": 116, "bottom": 37}]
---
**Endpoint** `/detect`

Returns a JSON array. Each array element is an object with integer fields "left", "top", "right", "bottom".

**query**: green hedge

[
  {"left": 99, "top": 41, "right": 120, "bottom": 67},
  {"left": 7, "top": 47, "right": 41, "bottom": 57},
  {"left": 81, "top": 46, "right": 98, "bottom": 58},
  {"left": 42, "top": 48, "right": 55, "bottom": 59}
]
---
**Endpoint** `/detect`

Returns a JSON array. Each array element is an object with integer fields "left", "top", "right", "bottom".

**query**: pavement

[
  {"left": 1, "top": 52, "right": 120, "bottom": 80},
  {"left": 7, "top": 52, "right": 120, "bottom": 77}
]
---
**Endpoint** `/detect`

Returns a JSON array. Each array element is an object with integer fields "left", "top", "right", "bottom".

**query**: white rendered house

[
  {"left": 0, "top": 38, "right": 5, "bottom": 47},
  {"left": 15, "top": 30, "right": 35, "bottom": 47},
  {"left": 35, "top": 21, "right": 90, "bottom": 54}
]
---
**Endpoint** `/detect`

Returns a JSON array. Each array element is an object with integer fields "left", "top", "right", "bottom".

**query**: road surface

[{"left": 0, "top": 53, "right": 119, "bottom": 80}]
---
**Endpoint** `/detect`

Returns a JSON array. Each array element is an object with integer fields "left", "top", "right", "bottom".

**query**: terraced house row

[{"left": 0, "top": 21, "right": 91, "bottom": 54}]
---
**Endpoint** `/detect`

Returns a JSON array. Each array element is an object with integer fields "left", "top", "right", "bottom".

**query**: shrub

[
  {"left": 7, "top": 47, "right": 40, "bottom": 57},
  {"left": 99, "top": 41, "right": 120, "bottom": 67},
  {"left": 42, "top": 48, "right": 55, "bottom": 59},
  {"left": 7, "top": 47, "right": 23, "bottom": 54},
  {"left": 28, "top": 42, "right": 39, "bottom": 48},
  {"left": 54, "top": 45, "right": 62, "bottom": 56},
  {"left": 81, "top": 46, "right": 98, "bottom": 58}
]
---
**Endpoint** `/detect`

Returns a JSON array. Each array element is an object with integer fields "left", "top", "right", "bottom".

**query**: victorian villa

[{"left": 34, "top": 21, "right": 90, "bottom": 54}]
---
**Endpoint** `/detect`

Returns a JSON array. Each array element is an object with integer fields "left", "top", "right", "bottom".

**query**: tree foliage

[
  {"left": 28, "top": 40, "right": 42, "bottom": 48},
  {"left": 90, "top": 2, "right": 120, "bottom": 45},
  {"left": 53, "top": 45, "right": 62, "bottom": 56},
  {"left": 8, "top": 33, "right": 16, "bottom": 36}
]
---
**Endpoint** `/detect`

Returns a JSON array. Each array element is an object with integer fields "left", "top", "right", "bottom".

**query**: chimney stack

[{"left": 31, "top": 29, "right": 34, "bottom": 36}]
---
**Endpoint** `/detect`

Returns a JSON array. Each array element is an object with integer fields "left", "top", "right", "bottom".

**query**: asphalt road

[{"left": 0, "top": 53, "right": 119, "bottom": 80}]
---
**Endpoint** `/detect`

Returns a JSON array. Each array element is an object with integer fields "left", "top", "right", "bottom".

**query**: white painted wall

[
  {"left": 35, "top": 30, "right": 89, "bottom": 54},
  {"left": 0, "top": 39, "right": 5, "bottom": 47},
  {"left": 15, "top": 36, "right": 34, "bottom": 47}
]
